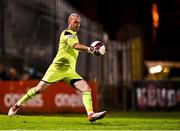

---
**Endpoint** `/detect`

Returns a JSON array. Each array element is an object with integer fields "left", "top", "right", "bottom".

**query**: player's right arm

[
  {"left": 73, "top": 43, "right": 98, "bottom": 55},
  {"left": 73, "top": 43, "right": 89, "bottom": 52},
  {"left": 62, "top": 30, "right": 98, "bottom": 55}
]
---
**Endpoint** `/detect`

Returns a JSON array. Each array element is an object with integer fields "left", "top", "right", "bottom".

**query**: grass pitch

[{"left": 0, "top": 111, "right": 180, "bottom": 130}]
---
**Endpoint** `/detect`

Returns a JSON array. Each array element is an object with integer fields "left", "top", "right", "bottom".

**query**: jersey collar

[{"left": 65, "top": 28, "right": 77, "bottom": 35}]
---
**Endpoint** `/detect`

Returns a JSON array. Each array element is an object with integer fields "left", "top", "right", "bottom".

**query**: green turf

[{"left": 0, "top": 111, "right": 180, "bottom": 130}]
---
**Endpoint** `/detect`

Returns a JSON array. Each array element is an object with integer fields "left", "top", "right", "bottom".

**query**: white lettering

[
  {"left": 4, "top": 93, "right": 43, "bottom": 107},
  {"left": 55, "top": 91, "right": 83, "bottom": 107},
  {"left": 4, "top": 93, "right": 20, "bottom": 107},
  {"left": 167, "top": 89, "right": 176, "bottom": 107},
  {"left": 23, "top": 95, "right": 43, "bottom": 107}
]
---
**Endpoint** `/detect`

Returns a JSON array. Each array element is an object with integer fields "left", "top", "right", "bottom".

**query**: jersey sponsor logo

[
  {"left": 67, "top": 34, "right": 75, "bottom": 39},
  {"left": 64, "top": 31, "right": 76, "bottom": 39}
]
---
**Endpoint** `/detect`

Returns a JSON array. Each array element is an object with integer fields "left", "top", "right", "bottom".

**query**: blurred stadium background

[{"left": 0, "top": 0, "right": 180, "bottom": 114}]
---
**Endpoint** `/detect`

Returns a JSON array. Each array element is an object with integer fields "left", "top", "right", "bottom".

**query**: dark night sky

[{"left": 66, "top": 0, "right": 180, "bottom": 61}]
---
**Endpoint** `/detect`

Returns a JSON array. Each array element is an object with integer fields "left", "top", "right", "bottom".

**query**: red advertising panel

[{"left": 0, "top": 80, "right": 99, "bottom": 114}]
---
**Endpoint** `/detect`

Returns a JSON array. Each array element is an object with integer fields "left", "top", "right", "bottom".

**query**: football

[{"left": 90, "top": 41, "right": 106, "bottom": 55}]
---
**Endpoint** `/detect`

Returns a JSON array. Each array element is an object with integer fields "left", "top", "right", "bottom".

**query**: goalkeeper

[{"left": 8, "top": 13, "right": 106, "bottom": 122}]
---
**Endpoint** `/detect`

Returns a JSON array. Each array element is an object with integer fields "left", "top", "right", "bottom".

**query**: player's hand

[
  {"left": 88, "top": 46, "right": 100, "bottom": 56},
  {"left": 100, "top": 49, "right": 106, "bottom": 55}
]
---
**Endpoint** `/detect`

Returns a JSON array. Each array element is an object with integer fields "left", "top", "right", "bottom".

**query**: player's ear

[{"left": 68, "top": 17, "right": 71, "bottom": 24}]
